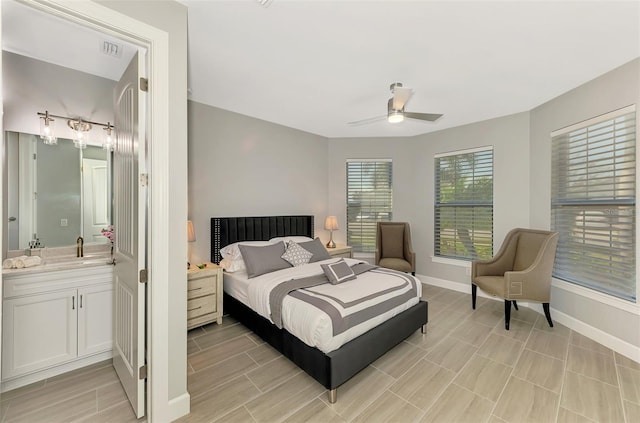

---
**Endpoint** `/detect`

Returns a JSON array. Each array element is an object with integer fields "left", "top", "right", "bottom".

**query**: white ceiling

[{"left": 3, "top": 1, "right": 639, "bottom": 139}]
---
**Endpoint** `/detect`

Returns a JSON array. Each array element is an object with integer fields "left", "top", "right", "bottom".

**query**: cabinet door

[
  {"left": 2, "top": 290, "right": 77, "bottom": 379},
  {"left": 78, "top": 283, "right": 113, "bottom": 357}
]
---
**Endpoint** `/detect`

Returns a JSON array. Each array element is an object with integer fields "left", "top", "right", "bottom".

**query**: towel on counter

[{"left": 3, "top": 255, "right": 41, "bottom": 269}]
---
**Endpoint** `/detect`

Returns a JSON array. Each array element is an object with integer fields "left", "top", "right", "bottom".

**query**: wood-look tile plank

[
  {"left": 389, "top": 359, "right": 456, "bottom": 410},
  {"left": 615, "top": 352, "right": 640, "bottom": 371},
  {"left": 453, "top": 355, "right": 512, "bottom": 402},
  {"left": 424, "top": 335, "right": 478, "bottom": 373},
  {"left": 188, "top": 335, "right": 257, "bottom": 372},
  {"left": 513, "top": 349, "right": 565, "bottom": 393},
  {"left": 405, "top": 311, "right": 464, "bottom": 351},
  {"left": 567, "top": 344, "right": 618, "bottom": 386},
  {"left": 188, "top": 353, "right": 258, "bottom": 397},
  {"left": 419, "top": 383, "right": 494, "bottom": 423},
  {"left": 320, "top": 366, "right": 394, "bottom": 421},
  {"left": 352, "top": 391, "right": 422, "bottom": 423},
  {"left": 179, "top": 376, "right": 261, "bottom": 423},
  {"left": 451, "top": 319, "right": 494, "bottom": 347},
  {"left": 73, "top": 401, "right": 139, "bottom": 423},
  {"left": 96, "top": 381, "right": 129, "bottom": 412},
  {"left": 525, "top": 329, "right": 569, "bottom": 361},
  {"left": 556, "top": 407, "right": 596, "bottom": 423},
  {"left": 570, "top": 332, "right": 612, "bottom": 356},
  {"left": 6, "top": 391, "right": 97, "bottom": 423},
  {"left": 281, "top": 398, "right": 346, "bottom": 423},
  {"left": 477, "top": 333, "right": 523, "bottom": 366},
  {"left": 246, "top": 343, "right": 282, "bottom": 366},
  {"left": 509, "top": 305, "right": 541, "bottom": 324},
  {"left": 533, "top": 317, "right": 571, "bottom": 337},
  {"left": 493, "top": 377, "right": 559, "bottom": 423},
  {"left": 492, "top": 318, "right": 534, "bottom": 343},
  {"left": 214, "top": 406, "right": 256, "bottom": 423},
  {"left": 246, "top": 356, "right": 301, "bottom": 392},
  {"left": 560, "top": 370, "right": 625, "bottom": 423},
  {"left": 244, "top": 372, "right": 325, "bottom": 422},
  {"left": 624, "top": 400, "right": 640, "bottom": 423},
  {"left": 372, "top": 341, "right": 426, "bottom": 379},
  {"left": 618, "top": 366, "right": 640, "bottom": 404},
  {"left": 187, "top": 339, "right": 201, "bottom": 355},
  {"left": 194, "top": 323, "right": 250, "bottom": 350}
]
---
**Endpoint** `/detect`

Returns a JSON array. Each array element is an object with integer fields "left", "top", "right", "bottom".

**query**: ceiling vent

[{"left": 101, "top": 40, "right": 123, "bottom": 58}]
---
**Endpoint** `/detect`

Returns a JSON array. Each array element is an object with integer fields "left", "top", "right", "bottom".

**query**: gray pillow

[
  {"left": 239, "top": 242, "right": 292, "bottom": 278},
  {"left": 321, "top": 259, "right": 356, "bottom": 284},
  {"left": 298, "top": 238, "right": 331, "bottom": 262}
]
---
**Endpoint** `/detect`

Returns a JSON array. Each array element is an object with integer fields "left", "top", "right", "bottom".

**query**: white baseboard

[
  {"left": 417, "top": 274, "right": 640, "bottom": 363},
  {"left": 167, "top": 391, "right": 191, "bottom": 422}
]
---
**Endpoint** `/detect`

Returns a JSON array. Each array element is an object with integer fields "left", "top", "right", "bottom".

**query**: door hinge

[
  {"left": 33, "top": 153, "right": 36, "bottom": 160},
  {"left": 140, "top": 269, "right": 148, "bottom": 284},
  {"left": 140, "top": 77, "right": 149, "bottom": 92},
  {"left": 140, "top": 173, "right": 148, "bottom": 186},
  {"left": 139, "top": 365, "right": 147, "bottom": 380}
]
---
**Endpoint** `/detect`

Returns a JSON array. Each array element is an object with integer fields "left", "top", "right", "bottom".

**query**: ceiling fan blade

[
  {"left": 404, "top": 112, "right": 443, "bottom": 122},
  {"left": 347, "top": 115, "right": 387, "bottom": 126},
  {"left": 392, "top": 87, "right": 413, "bottom": 110}
]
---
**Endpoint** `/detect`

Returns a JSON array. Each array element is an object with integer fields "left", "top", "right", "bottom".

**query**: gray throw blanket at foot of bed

[{"left": 269, "top": 262, "right": 376, "bottom": 329}]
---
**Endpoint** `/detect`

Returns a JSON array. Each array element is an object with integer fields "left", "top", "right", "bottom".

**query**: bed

[{"left": 211, "top": 215, "right": 428, "bottom": 403}]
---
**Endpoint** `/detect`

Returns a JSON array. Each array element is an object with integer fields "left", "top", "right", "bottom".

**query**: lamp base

[{"left": 326, "top": 240, "right": 336, "bottom": 249}]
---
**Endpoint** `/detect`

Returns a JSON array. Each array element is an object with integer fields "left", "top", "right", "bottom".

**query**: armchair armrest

[{"left": 472, "top": 229, "right": 520, "bottom": 278}]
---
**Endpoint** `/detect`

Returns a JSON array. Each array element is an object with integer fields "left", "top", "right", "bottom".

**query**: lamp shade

[
  {"left": 324, "top": 216, "right": 339, "bottom": 231},
  {"left": 187, "top": 220, "right": 196, "bottom": 242}
]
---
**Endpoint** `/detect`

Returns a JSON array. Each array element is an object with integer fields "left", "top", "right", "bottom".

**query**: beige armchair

[
  {"left": 471, "top": 228, "right": 559, "bottom": 330},
  {"left": 375, "top": 222, "right": 416, "bottom": 275}
]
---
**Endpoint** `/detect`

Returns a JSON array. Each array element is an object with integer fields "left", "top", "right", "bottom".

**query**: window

[
  {"left": 434, "top": 147, "right": 493, "bottom": 260},
  {"left": 551, "top": 106, "right": 636, "bottom": 301},
  {"left": 346, "top": 160, "right": 392, "bottom": 253}
]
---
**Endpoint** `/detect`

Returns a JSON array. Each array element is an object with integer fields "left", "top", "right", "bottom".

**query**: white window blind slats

[
  {"left": 434, "top": 148, "right": 493, "bottom": 260},
  {"left": 346, "top": 161, "right": 393, "bottom": 253},
  {"left": 551, "top": 108, "right": 636, "bottom": 301}
]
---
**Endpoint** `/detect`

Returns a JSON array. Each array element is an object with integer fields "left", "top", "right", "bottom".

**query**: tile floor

[{"left": 2, "top": 284, "right": 639, "bottom": 423}]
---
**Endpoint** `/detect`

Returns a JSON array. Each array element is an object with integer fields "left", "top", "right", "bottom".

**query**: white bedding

[{"left": 223, "top": 258, "right": 422, "bottom": 353}]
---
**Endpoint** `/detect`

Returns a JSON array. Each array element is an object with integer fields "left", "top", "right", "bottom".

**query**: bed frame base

[{"left": 224, "top": 293, "right": 428, "bottom": 402}]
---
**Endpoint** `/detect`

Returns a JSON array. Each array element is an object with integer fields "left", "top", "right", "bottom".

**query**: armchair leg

[
  {"left": 513, "top": 301, "right": 519, "bottom": 311},
  {"left": 472, "top": 284, "right": 477, "bottom": 309},
  {"left": 543, "top": 303, "right": 554, "bottom": 328},
  {"left": 504, "top": 300, "right": 511, "bottom": 330},
  {"left": 412, "top": 271, "right": 415, "bottom": 276}
]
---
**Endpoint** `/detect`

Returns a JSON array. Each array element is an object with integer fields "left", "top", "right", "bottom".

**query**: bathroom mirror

[{"left": 5, "top": 131, "right": 111, "bottom": 250}]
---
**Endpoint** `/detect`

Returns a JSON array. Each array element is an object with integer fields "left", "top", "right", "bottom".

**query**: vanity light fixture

[
  {"left": 39, "top": 111, "right": 57, "bottom": 145},
  {"left": 37, "top": 111, "right": 116, "bottom": 150}
]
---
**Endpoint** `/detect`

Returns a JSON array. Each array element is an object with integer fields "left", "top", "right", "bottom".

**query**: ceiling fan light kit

[{"left": 349, "top": 82, "right": 444, "bottom": 126}]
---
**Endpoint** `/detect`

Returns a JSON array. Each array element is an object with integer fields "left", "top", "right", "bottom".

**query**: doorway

[{"left": 0, "top": 0, "right": 178, "bottom": 419}]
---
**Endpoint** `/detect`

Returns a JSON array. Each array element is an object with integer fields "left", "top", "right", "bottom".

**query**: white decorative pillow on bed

[
  {"left": 220, "top": 257, "right": 245, "bottom": 272},
  {"left": 281, "top": 241, "right": 313, "bottom": 267},
  {"left": 269, "top": 236, "right": 314, "bottom": 244},
  {"left": 221, "top": 241, "right": 273, "bottom": 260},
  {"left": 321, "top": 259, "right": 357, "bottom": 284}
]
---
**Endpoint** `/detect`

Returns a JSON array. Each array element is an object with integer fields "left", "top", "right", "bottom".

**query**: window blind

[
  {"left": 346, "top": 160, "right": 392, "bottom": 253},
  {"left": 434, "top": 148, "right": 493, "bottom": 260},
  {"left": 551, "top": 106, "right": 636, "bottom": 301}
]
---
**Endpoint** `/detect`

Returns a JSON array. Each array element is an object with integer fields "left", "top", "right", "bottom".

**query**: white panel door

[
  {"left": 82, "top": 158, "right": 110, "bottom": 244},
  {"left": 112, "top": 51, "right": 147, "bottom": 418},
  {"left": 2, "top": 290, "right": 77, "bottom": 379},
  {"left": 78, "top": 283, "right": 113, "bottom": 356}
]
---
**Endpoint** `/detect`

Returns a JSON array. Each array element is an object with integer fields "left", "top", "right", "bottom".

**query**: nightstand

[
  {"left": 187, "top": 263, "right": 223, "bottom": 329},
  {"left": 325, "top": 244, "right": 353, "bottom": 259}
]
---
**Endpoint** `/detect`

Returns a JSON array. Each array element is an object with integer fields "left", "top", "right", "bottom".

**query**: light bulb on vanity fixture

[
  {"left": 324, "top": 216, "right": 339, "bottom": 248},
  {"left": 37, "top": 111, "right": 116, "bottom": 150}
]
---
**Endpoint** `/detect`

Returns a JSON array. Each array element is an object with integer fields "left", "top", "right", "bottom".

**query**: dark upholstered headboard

[{"left": 211, "top": 215, "right": 315, "bottom": 264}]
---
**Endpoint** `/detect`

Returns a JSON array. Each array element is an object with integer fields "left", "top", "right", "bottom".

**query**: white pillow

[
  {"left": 220, "top": 257, "right": 246, "bottom": 273},
  {"left": 269, "top": 236, "right": 314, "bottom": 244},
  {"left": 220, "top": 240, "right": 273, "bottom": 260}
]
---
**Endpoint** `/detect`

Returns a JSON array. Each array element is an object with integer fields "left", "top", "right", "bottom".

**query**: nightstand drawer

[
  {"left": 187, "top": 275, "right": 216, "bottom": 300},
  {"left": 187, "top": 294, "right": 216, "bottom": 319},
  {"left": 331, "top": 251, "right": 352, "bottom": 259}
]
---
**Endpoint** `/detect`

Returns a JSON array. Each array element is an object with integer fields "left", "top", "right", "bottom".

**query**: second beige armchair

[
  {"left": 471, "top": 228, "right": 559, "bottom": 330},
  {"left": 375, "top": 222, "right": 416, "bottom": 275}
]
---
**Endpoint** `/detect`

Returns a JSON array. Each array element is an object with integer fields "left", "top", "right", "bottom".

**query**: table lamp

[
  {"left": 187, "top": 220, "right": 196, "bottom": 268},
  {"left": 324, "top": 216, "right": 338, "bottom": 248}
]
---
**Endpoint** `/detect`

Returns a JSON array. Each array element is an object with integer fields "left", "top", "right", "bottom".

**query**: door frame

[{"left": 0, "top": 0, "right": 177, "bottom": 419}]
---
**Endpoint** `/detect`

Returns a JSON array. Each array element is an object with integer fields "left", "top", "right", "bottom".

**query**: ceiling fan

[{"left": 348, "top": 82, "right": 443, "bottom": 126}]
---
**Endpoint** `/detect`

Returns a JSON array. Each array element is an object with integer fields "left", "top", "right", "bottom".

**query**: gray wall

[
  {"left": 530, "top": 58, "right": 640, "bottom": 348},
  {"left": 187, "top": 101, "right": 329, "bottom": 264}
]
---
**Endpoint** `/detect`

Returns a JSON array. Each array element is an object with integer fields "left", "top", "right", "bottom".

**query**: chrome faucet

[{"left": 77, "top": 236, "right": 84, "bottom": 258}]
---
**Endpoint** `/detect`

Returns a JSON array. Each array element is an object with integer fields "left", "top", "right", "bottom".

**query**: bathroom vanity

[{"left": 1, "top": 253, "right": 113, "bottom": 392}]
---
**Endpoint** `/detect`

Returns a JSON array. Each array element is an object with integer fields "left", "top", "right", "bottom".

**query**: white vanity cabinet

[{"left": 2, "top": 264, "right": 113, "bottom": 391}]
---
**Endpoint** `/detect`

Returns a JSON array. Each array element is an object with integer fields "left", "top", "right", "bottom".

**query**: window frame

[
  {"left": 550, "top": 105, "right": 636, "bottom": 302},
  {"left": 346, "top": 159, "right": 393, "bottom": 254},
  {"left": 434, "top": 146, "right": 494, "bottom": 261}
]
